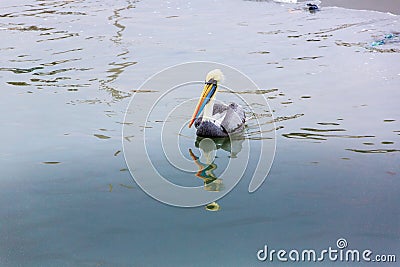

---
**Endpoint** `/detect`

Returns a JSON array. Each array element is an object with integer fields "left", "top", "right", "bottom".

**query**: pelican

[{"left": 188, "top": 69, "right": 246, "bottom": 137}]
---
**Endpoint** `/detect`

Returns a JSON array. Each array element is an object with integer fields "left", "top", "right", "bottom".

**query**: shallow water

[{"left": 1, "top": 0, "right": 399, "bottom": 266}]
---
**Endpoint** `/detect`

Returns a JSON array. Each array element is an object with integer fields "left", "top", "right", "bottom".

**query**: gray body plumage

[{"left": 195, "top": 102, "right": 246, "bottom": 137}]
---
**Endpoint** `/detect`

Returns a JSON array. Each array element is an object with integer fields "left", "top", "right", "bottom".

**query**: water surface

[{"left": 1, "top": 0, "right": 399, "bottom": 266}]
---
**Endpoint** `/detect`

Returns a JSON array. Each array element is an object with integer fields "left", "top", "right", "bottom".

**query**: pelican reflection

[
  {"left": 189, "top": 136, "right": 245, "bottom": 211},
  {"left": 194, "top": 136, "right": 245, "bottom": 158}
]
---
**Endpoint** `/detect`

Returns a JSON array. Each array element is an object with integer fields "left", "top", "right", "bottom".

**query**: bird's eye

[{"left": 205, "top": 79, "right": 217, "bottom": 85}]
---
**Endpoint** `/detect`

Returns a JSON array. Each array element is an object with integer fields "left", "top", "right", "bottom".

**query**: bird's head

[
  {"left": 205, "top": 69, "right": 224, "bottom": 84},
  {"left": 188, "top": 69, "right": 224, "bottom": 128}
]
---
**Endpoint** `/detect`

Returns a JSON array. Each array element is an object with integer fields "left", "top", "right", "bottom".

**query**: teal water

[{"left": 1, "top": 0, "right": 399, "bottom": 266}]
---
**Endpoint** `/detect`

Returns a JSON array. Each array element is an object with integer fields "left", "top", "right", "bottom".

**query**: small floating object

[
  {"left": 371, "top": 40, "right": 385, "bottom": 46},
  {"left": 371, "top": 33, "right": 399, "bottom": 47},
  {"left": 205, "top": 202, "right": 220, "bottom": 211},
  {"left": 42, "top": 161, "right": 61, "bottom": 164},
  {"left": 94, "top": 134, "right": 111, "bottom": 139},
  {"left": 307, "top": 3, "right": 319, "bottom": 12},
  {"left": 300, "top": 95, "right": 311, "bottom": 99},
  {"left": 274, "top": 0, "right": 297, "bottom": 3}
]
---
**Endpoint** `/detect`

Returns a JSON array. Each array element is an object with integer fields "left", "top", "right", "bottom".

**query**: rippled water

[{"left": 1, "top": 0, "right": 399, "bottom": 266}]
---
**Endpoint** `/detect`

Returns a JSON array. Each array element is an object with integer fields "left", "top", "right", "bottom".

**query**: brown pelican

[{"left": 188, "top": 69, "right": 246, "bottom": 137}]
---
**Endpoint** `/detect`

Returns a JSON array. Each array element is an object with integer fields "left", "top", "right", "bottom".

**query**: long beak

[{"left": 188, "top": 82, "right": 217, "bottom": 128}]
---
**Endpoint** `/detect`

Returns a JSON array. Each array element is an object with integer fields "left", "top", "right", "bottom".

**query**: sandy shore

[{"left": 323, "top": 0, "right": 400, "bottom": 14}]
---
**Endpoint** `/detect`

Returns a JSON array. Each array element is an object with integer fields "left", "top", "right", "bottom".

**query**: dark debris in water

[
  {"left": 315, "top": 23, "right": 360, "bottom": 35},
  {"left": 7, "top": 25, "right": 54, "bottom": 31},
  {"left": 130, "top": 89, "right": 158, "bottom": 93},
  {"left": 0, "top": 66, "right": 44, "bottom": 74},
  {"left": 300, "top": 127, "right": 346, "bottom": 132},
  {"left": 7, "top": 81, "right": 30, "bottom": 86},
  {"left": 335, "top": 40, "right": 364, "bottom": 48},
  {"left": 381, "top": 141, "right": 394, "bottom": 145},
  {"left": 249, "top": 51, "right": 270, "bottom": 54},
  {"left": 282, "top": 132, "right": 375, "bottom": 141},
  {"left": 317, "top": 122, "right": 340, "bottom": 126},
  {"left": 363, "top": 142, "right": 374, "bottom": 146},
  {"left": 282, "top": 132, "right": 326, "bottom": 140},
  {"left": 67, "top": 99, "right": 104, "bottom": 105},
  {"left": 293, "top": 56, "right": 322, "bottom": 60},
  {"left": 94, "top": 134, "right": 111, "bottom": 139},
  {"left": 346, "top": 148, "right": 400, "bottom": 154},
  {"left": 367, "top": 47, "right": 400, "bottom": 53},
  {"left": 258, "top": 30, "right": 283, "bottom": 35},
  {"left": 335, "top": 40, "right": 400, "bottom": 53},
  {"left": 274, "top": 113, "right": 304, "bottom": 123},
  {"left": 124, "top": 135, "right": 134, "bottom": 142}
]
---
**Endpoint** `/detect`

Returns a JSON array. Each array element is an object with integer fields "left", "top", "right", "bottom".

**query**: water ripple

[
  {"left": 282, "top": 132, "right": 375, "bottom": 141},
  {"left": 346, "top": 148, "right": 400, "bottom": 154}
]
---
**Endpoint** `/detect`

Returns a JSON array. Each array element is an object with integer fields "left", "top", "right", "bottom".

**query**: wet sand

[{"left": 323, "top": 0, "right": 400, "bottom": 14}]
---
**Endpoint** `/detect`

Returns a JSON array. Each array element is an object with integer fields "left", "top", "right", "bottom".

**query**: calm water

[{"left": 1, "top": 0, "right": 399, "bottom": 266}]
